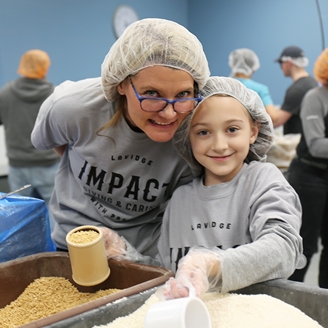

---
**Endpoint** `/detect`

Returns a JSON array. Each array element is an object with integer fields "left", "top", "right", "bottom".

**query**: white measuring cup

[{"left": 144, "top": 286, "right": 212, "bottom": 328}]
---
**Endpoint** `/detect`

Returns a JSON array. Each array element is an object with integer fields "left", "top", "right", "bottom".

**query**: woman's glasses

[{"left": 129, "top": 77, "right": 202, "bottom": 113}]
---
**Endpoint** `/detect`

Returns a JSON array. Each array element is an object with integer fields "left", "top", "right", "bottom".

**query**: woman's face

[{"left": 117, "top": 66, "right": 195, "bottom": 143}]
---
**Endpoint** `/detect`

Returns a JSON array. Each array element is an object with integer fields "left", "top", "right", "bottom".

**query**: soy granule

[
  {"left": 0, "top": 276, "right": 120, "bottom": 328},
  {"left": 68, "top": 229, "right": 99, "bottom": 244},
  {"left": 95, "top": 291, "right": 323, "bottom": 328}
]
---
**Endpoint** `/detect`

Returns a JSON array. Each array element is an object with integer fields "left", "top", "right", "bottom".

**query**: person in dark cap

[
  {"left": 0, "top": 49, "right": 59, "bottom": 231},
  {"left": 269, "top": 46, "right": 317, "bottom": 134}
]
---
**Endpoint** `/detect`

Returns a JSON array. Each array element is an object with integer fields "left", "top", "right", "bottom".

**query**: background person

[
  {"left": 287, "top": 48, "right": 328, "bottom": 288},
  {"left": 157, "top": 76, "right": 304, "bottom": 299},
  {"left": 31, "top": 18, "right": 210, "bottom": 258},
  {"left": 0, "top": 49, "right": 59, "bottom": 231},
  {"left": 228, "top": 48, "right": 277, "bottom": 121},
  {"left": 271, "top": 46, "right": 317, "bottom": 134}
]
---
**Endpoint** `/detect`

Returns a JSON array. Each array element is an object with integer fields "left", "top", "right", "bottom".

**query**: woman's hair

[{"left": 97, "top": 96, "right": 125, "bottom": 135}]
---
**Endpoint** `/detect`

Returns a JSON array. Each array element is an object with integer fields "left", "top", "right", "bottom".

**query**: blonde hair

[{"left": 97, "top": 96, "right": 125, "bottom": 135}]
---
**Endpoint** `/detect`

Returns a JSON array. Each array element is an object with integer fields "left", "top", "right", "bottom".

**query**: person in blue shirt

[{"left": 229, "top": 48, "right": 277, "bottom": 126}]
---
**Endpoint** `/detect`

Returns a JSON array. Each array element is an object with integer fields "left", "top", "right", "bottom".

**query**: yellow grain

[
  {"left": 0, "top": 277, "right": 120, "bottom": 328},
  {"left": 68, "top": 230, "right": 99, "bottom": 244}
]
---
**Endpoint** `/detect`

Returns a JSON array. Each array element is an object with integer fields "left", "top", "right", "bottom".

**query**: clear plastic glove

[
  {"left": 100, "top": 227, "right": 126, "bottom": 259},
  {"left": 100, "top": 227, "right": 161, "bottom": 266},
  {"left": 163, "top": 247, "right": 222, "bottom": 300}
]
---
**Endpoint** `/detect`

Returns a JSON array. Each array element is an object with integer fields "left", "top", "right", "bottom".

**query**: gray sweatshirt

[
  {"left": 31, "top": 77, "right": 193, "bottom": 257},
  {"left": 297, "top": 85, "right": 328, "bottom": 161},
  {"left": 157, "top": 161, "right": 305, "bottom": 293},
  {"left": 0, "top": 77, "right": 58, "bottom": 167}
]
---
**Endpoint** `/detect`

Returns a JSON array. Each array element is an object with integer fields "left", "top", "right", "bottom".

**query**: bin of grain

[
  {"left": 42, "top": 279, "right": 328, "bottom": 328},
  {"left": 0, "top": 252, "right": 173, "bottom": 327},
  {"left": 66, "top": 225, "right": 110, "bottom": 286}
]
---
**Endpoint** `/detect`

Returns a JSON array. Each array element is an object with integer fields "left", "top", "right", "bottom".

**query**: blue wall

[
  {"left": 0, "top": 0, "right": 188, "bottom": 86},
  {"left": 1, "top": 0, "right": 328, "bottom": 106},
  {"left": 189, "top": 0, "right": 328, "bottom": 104}
]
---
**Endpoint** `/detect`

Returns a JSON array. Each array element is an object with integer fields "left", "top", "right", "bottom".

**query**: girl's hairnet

[
  {"left": 173, "top": 76, "right": 274, "bottom": 177},
  {"left": 228, "top": 48, "right": 260, "bottom": 77},
  {"left": 313, "top": 48, "right": 328, "bottom": 85},
  {"left": 17, "top": 49, "right": 51, "bottom": 79},
  {"left": 101, "top": 18, "right": 210, "bottom": 102}
]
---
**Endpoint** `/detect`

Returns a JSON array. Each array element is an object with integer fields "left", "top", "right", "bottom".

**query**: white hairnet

[
  {"left": 228, "top": 48, "right": 260, "bottom": 77},
  {"left": 173, "top": 76, "right": 274, "bottom": 176},
  {"left": 101, "top": 18, "right": 210, "bottom": 102},
  {"left": 279, "top": 56, "right": 309, "bottom": 68},
  {"left": 275, "top": 46, "right": 309, "bottom": 68}
]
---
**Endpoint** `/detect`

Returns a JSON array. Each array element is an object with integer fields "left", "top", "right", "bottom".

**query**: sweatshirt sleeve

[
  {"left": 31, "top": 78, "right": 108, "bottom": 150},
  {"left": 216, "top": 219, "right": 305, "bottom": 293},
  {"left": 300, "top": 88, "right": 328, "bottom": 158},
  {"left": 31, "top": 80, "right": 85, "bottom": 149},
  {"left": 210, "top": 164, "right": 304, "bottom": 293}
]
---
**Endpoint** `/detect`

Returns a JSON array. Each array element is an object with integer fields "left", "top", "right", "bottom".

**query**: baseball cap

[{"left": 275, "top": 46, "right": 308, "bottom": 67}]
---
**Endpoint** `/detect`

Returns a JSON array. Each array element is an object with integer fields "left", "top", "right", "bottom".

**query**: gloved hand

[
  {"left": 100, "top": 227, "right": 126, "bottom": 259},
  {"left": 100, "top": 227, "right": 161, "bottom": 266},
  {"left": 163, "top": 247, "right": 222, "bottom": 299}
]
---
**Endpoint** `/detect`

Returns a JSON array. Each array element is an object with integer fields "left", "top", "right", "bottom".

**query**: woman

[{"left": 31, "top": 18, "right": 210, "bottom": 258}]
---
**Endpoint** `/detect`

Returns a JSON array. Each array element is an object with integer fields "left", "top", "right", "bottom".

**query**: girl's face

[
  {"left": 117, "top": 66, "right": 195, "bottom": 143},
  {"left": 189, "top": 95, "right": 259, "bottom": 186}
]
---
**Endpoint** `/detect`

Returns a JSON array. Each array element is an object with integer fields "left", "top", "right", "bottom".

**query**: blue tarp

[{"left": 0, "top": 193, "right": 55, "bottom": 262}]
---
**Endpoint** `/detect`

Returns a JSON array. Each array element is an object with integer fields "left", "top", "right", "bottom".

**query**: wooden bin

[{"left": 0, "top": 252, "right": 173, "bottom": 327}]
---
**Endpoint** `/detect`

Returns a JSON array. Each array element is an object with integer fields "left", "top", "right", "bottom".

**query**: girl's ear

[{"left": 250, "top": 121, "right": 260, "bottom": 144}]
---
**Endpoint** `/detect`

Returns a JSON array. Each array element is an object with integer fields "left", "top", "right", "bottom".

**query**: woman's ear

[
  {"left": 117, "top": 80, "right": 127, "bottom": 95},
  {"left": 250, "top": 121, "right": 260, "bottom": 144}
]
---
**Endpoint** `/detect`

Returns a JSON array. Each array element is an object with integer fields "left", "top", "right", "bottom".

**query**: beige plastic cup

[
  {"left": 66, "top": 225, "right": 110, "bottom": 286},
  {"left": 144, "top": 296, "right": 212, "bottom": 328}
]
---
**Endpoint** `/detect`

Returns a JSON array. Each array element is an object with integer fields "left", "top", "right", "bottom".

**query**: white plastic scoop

[{"left": 144, "top": 286, "right": 212, "bottom": 328}]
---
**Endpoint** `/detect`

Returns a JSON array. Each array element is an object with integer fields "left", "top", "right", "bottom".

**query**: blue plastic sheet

[{"left": 0, "top": 193, "right": 55, "bottom": 263}]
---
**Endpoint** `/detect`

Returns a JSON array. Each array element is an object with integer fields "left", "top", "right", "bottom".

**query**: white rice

[{"left": 94, "top": 291, "right": 323, "bottom": 328}]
